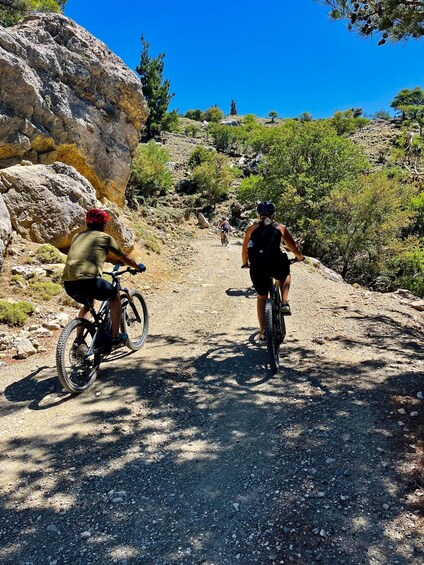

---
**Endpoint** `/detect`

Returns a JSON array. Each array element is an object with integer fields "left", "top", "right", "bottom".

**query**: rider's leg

[
  {"left": 257, "top": 294, "right": 267, "bottom": 335},
  {"left": 77, "top": 304, "right": 91, "bottom": 321},
  {"left": 76, "top": 304, "right": 91, "bottom": 338},
  {"left": 109, "top": 294, "right": 122, "bottom": 338},
  {"left": 279, "top": 274, "right": 291, "bottom": 303}
]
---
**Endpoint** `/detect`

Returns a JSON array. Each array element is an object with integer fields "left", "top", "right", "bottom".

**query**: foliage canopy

[
  {"left": 0, "top": 0, "right": 66, "bottom": 26},
  {"left": 319, "top": 1, "right": 424, "bottom": 44},
  {"left": 136, "top": 36, "right": 175, "bottom": 139},
  {"left": 129, "top": 142, "right": 173, "bottom": 203}
]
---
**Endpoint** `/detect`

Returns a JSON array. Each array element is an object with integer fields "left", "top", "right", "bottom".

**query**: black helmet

[{"left": 257, "top": 201, "right": 275, "bottom": 217}]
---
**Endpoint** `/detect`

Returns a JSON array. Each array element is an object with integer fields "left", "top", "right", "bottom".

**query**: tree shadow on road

[{"left": 0, "top": 308, "right": 423, "bottom": 564}]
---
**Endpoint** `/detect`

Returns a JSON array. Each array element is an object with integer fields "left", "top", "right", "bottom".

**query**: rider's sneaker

[
  {"left": 111, "top": 332, "right": 128, "bottom": 347},
  {"left": 280, "top": 302, "right": 291, "bottom": 315}
]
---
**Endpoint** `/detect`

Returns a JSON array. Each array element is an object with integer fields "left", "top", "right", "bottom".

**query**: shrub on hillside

[
  {"left": 191, "top": 153, "right": 237, "bottom": 207},
  {"left": 161, "top": 110, "right": 180, "bottom": 133},
  {"left": 36, "top": 244, "right": 65, "bottom": 264},
  {"left": 188, "top": 146, "right": 214, "bottom": 170},
  {"left": 203, "top": 106, "right": 224, "bottom": 123},
  {"left": 185, "top": 109, "right": 203, "bottom": 121},
  {"left": 328, "top": 110, "right": 369, "bottom": 136},
  {"left": 0, "top": 300, "right": 35, "bottom": 327},
  {"left": 129, "top": 142, "right": 173, "bottom": 202},
  {"left": 29, "top": 280, "right": 62, "bottom": 300},
  {"left": 185, "top": 124, "right": 201, "bottom": 138}
]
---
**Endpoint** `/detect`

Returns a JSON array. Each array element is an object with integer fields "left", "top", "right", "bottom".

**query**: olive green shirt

[{"left": 62, "top": 230, "right": 122, "bottom": 281}]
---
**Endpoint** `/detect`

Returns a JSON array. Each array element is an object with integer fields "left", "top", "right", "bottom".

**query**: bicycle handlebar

[{"left": 103, "top": 265, "right": 146, "bottom": 277}]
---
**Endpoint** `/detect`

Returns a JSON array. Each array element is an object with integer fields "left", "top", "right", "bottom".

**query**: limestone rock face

[
  {"left": 0, "top": 162, "right": 134, "bottom": 252},
  {"left": 0, "top": 13, "right": 148, "bottom": 205},
  {"left": 0, "top": 195, "right": 12, "bottom": 270}
]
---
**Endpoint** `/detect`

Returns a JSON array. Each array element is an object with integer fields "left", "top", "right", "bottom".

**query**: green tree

[
  {"left": 318, "top": 1, "right": 424, "bottom": 44},
  {"left": 128, "top": 141, "right": 172, "bottom": 203},
  {"left": 298, "top": 112, "right": 313, "bottom": 122},
  {"left": 136, "top": 36, "right": 175, "bottom": 139},
  {"left": 329, "top": 109, "right": 369, "bottom": 135},
  {"left": 191, "top": 153, "right": 236, "bottom": 207},
  {"left": 188, "top": 146, "right": 214, "bottom": 169},
  {"left": 351, "top": 107, "right": 363, "bottom": 118},
  {"left": 207, "top": 123, "right": 240, "bottom": 152},
  {"left": 237, "top": 120, "right": 369, "bottom": 252},
  {"left": 185, "top": 124, "right": 201, "bottom": 138},
  {"left": 185, "top": 109, "right": 203, "bottom": 121},
  {"left": 374, "top": 109, "right": 392, "bottom": 120},
  {"left": 230, "top": 99, "right": 238, "bottom": 115},
  {"left": 390, "top": 87, "right": 424, "bottom": 129},
  {"left": 203, "top": 105, "right": 224, "bottom": 123},
  {"left": 321, "top": 172, "right": 414, "bottom": 278},
  {"left": 1, "top": 0, "right": 66, "bottom": 26},
  {"left": 268, "top": 110, "right": 278, "bottom": 123}
]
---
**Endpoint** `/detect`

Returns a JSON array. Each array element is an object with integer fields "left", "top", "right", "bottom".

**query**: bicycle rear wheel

[
  {"left": 56, "top": 318, "right": 100, "bottom": 393},
  {"left": 265, "top": 298, "right": 280, "bottom": 373},
  {"left": 121, "top": 290, "right": 149, "bottom": 351}
]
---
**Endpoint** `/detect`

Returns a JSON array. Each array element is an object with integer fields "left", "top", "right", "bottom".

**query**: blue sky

[{"left": 65, "top": 0, "right": 423, "bottom": 119}]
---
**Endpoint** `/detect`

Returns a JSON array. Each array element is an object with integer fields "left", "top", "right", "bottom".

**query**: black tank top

[{"left": 250, "top": 220, "right": 282, "bottom": 255}]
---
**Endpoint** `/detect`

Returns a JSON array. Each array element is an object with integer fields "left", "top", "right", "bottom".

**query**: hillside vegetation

[{"left": 131, "top": 107, "right": 424, "bottom": 298}]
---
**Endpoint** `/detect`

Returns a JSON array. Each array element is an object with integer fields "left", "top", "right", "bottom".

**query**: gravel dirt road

[{"left": 0, "top": 233, "right": 423, "bottom": 565}]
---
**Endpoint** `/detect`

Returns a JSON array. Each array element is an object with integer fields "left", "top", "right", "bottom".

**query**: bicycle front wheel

[
  {"left": 121, "top": 290, "right": 149, "bottom": 351},
  {"left": 56, "top": 318, "right": 100, "bottom": 393},
  {"left": 265, "top": 298, "right": 280, "bottom": 373}
]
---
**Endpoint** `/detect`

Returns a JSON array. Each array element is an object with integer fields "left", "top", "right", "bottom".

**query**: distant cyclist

[
  {"left": 62, "top": 208, "right": 145, "bottom": 347},
  {"left": 218, "top": 216, "right": 231, "bottom": 245},
  {"left": 241, "top": 201, "right": 304, "bottom": 340}
]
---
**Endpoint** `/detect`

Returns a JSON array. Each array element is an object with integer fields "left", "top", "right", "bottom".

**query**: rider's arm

[
  {"left": 241, "top": 226, "right": 253, "bottom": 266},
  {"left": 106, "top": 235, "right": 144, "bottom": 271},
  {"left": 118, "top": 250, "right": 144, "bottom": 271},
  {"left": 280, "top": 225, "right": 304, "bottom": 262}
]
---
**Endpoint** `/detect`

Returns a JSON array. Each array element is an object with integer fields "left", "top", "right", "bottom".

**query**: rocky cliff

[{"left": 0, "top": 13, "right": 147, "bottom": 205}]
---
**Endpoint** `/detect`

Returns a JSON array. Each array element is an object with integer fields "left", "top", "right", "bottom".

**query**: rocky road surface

[{"left": 0, "top": 234, "right": 423, "bottom": 565}]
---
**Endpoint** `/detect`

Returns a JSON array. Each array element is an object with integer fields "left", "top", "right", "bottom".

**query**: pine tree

[
  {"left": 319, "top": 1, "right": 424, "bottom": 44},
  {"left": 230, "top": 99, "right": 238, "bottom": 115},
  {"left": 0, "top": 0, "right": 66, "bottom": 27},
  {"left": 135, "top": 35, "right": 175, "bottom": 139}
]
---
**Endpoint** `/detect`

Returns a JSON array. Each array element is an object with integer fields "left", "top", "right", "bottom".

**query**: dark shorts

[
  {"left": 64, "top": 278, "right": 117, "bottom": 305},
  {"left": 248, "top": 251, "right": 290, "bottom": 296}
]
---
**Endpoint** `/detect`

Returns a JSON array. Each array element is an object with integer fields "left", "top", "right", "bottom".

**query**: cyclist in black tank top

[{"left": 241, "top": 202, "right": 304, "bottom": 340}]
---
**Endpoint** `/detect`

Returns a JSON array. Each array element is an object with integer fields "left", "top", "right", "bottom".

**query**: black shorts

[
  {"left": 248, "top": 251, "right": 290, "bottom": 296},
  {"left": 64, "top": 278, "right": 118, "bottom": 305}
]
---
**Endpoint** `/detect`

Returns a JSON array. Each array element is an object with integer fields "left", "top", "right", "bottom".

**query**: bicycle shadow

[
  {"left": 226, "top": 287, "right": 256, "bottom": 299},
  {"left": 3, "top": 365, "right": 74, "bottom": 410}
]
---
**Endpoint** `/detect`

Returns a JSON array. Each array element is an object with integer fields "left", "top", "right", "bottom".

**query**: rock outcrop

[
  {"left": 0, "top": 162, "right": 134, "bottom": 253},
  {"left": 0, "top": 13, "right": 148, "bottom": 205}
]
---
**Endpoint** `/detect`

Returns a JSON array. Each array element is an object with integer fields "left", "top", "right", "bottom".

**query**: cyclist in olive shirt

[{"left": 62, "top": 208, "right": 144, "bottom": 346}]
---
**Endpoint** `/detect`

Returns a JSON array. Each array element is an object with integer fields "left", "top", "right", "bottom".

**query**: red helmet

[{"left": 86, "top": 208, "right": 110, "bottom": 225}]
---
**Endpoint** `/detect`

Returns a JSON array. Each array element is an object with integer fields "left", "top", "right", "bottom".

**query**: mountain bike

[
  {"left": 265, "top": 258, "right": 298, "bottom": 373},
  {"left": 56, "top": 265, "right": 148, "bottom": 393},
  {"left": 220, "top": 229, "right": 229, "bottom": 247}
]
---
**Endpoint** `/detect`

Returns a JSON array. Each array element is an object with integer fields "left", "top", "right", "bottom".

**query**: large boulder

[
  {"left": 0, "top": 194, "right": 12, "bottom": 270},
  {"left": 0, "top": 13, "right": 148, "bottom": 205},
  {"left": 0, "top": 162, "right": 134, "bottom": 252}
]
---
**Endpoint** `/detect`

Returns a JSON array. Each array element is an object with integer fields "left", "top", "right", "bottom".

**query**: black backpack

[{"left": 249, "top": 221, "right": 282, "bottom": 262}]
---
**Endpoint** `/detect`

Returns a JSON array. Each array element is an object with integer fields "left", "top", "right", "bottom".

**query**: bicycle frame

[{"left": 83, "top": 268, "right": 141, "bottom": 357}]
